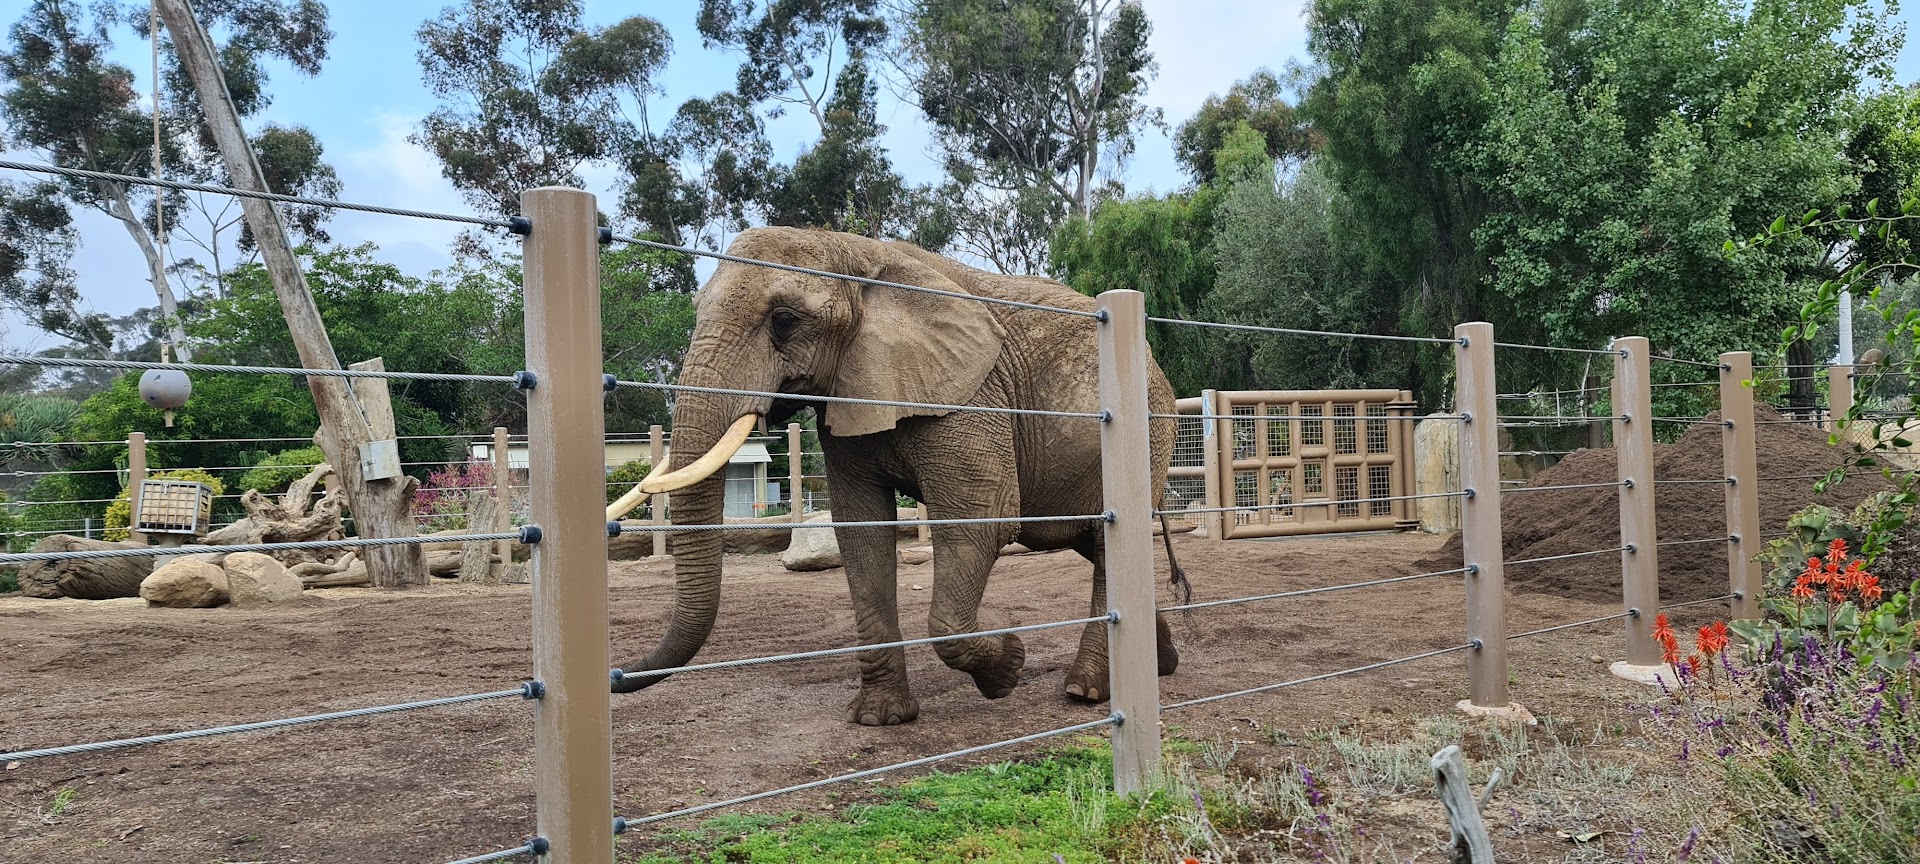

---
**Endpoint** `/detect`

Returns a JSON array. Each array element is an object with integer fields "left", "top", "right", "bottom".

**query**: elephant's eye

[{"left": 769, "top": 308, "right": 803, "bottom": 344}]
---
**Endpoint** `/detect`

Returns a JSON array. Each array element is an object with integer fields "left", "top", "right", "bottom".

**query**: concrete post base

[
  {"left": 1455, "top": 699, "right": 1537, "bottom": 726},
  {"left": 1609, "top": 661, "right": 1673, "bottom": 688}
]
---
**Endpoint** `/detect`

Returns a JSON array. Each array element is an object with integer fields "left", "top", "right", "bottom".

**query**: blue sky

[{"left": 2, "top": 0, "right": 1917, "bottom": 353}]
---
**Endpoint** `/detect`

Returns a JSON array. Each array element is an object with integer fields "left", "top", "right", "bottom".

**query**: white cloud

[{"left": 328, "top": 113, "right": 471, "bottom": 274}]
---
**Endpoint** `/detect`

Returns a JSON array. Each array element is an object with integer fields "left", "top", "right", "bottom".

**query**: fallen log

[{"left": 15, "top": 535, "right": 153, "bottom": 599}]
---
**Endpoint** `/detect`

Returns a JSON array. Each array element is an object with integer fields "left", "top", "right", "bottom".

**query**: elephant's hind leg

[{"left": 1065, "top": 541, "right": 1180, "bottom": 703}]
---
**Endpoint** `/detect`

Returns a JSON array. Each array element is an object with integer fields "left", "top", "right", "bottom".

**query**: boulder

[
  {"left": 224, "top": 552, "right": 303, "bottom": 607},
  {"left": 139, "top": 559, "right": 229, "bottom": 608},
  {"left": 898, "top": 549, "right": 931, "bottom": 566},
  {"left": 782, "top": 513, "right": 841, "bottom": 571}
]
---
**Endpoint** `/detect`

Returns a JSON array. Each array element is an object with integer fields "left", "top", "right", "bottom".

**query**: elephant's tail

[{"left": 1158, "top": 512, "right": 1192, "bottom": 608}]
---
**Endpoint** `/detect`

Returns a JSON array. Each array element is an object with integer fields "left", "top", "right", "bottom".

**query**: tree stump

[
  {"left": 15, "top": 536, "right": 154, "bottom": 599},
  {"left": 459, "top": 491, "right": 502, "bottom": 583}
]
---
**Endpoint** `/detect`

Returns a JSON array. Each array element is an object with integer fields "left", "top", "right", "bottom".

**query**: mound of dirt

[{"left": 1421, "top": 404, "right": 1894, "bottom": 603}]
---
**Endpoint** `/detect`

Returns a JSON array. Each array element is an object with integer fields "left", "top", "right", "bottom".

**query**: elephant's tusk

[{"left": 604, "top": 414, "right": 761, "bottom": 521}]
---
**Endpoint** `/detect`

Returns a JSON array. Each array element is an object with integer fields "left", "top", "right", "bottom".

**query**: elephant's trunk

[{"left": 612, "top": 383, "right": 766, "bottom": 694}]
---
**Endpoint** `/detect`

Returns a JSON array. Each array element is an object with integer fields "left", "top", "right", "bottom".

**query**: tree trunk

[
  {"left": 15, "top": 535, "right": 154, "bottom": 599},
  {"left": 156, "top": 0, "right": 423, "bottom": 588},
  {"left": 100, "top": 180, "right": 194, "bottom": 361}
]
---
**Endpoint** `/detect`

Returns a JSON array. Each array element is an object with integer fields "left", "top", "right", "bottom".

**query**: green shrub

[
  {"left": 103, "top": 469, "right": 226, "bottom": 541},
  {"left": 606, "top": 458, "right": 653, "bottom": 519},
  {"left": 236, "top": 447, "right": 327, "bottom": 495}
]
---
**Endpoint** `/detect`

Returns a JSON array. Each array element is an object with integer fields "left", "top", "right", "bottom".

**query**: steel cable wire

[
  {"left": 1161, "top": 644, "right": 1475, "bottom": 711},
  {"left": 0, "top": 159, "right": 514, "bottom": 228},
  {"left": 615, "top": 614, "right": 1116, "bottom": 683},
  {"left": 0, "top": 687, "right": 531, "bottom": 762},
  {"left": 1162, "top": 567, "right": 1471, "bottom": 613},
  {"left": 0, "top": 355, "right": 519, "bottom": 383},
  {"left": 607, "top": 233, "right": 1098, "bottom": 318},
  {"left": 1509, "top": 612, "right": 1632, "bottom": 640},
  {"left": 1507, "top": 546, "right": 1633, "bottom": 567},
  {"left": 1164, "top": 491, "right": 1466, "bottom": 516},
  {"left": 611, "top": 378, "right": 1105, "bottom": 420},
  {"left": 1142, "top": 317, "right": 1460, "bottom": 345},
  {"left": 0, "top": 531, "right": 528, "bottom": 565},
  {"left": 440, "top": 840, "right": 546, "bottom": 864},
  {"left": 612, "top": 514, "right": 1102, "bottom": 534}
]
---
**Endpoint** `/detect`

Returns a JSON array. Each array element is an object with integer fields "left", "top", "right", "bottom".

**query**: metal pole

[
  {"left": 649, "top": 425, "right": 667, "bottom": 558},
  {"left": 521, "top": 186, "right": 612, "bottom": 864},
  {"left": 787, "top": 423, "right": 803, "bottom": 522},
  {"left": 128, "top": 431, "right": 147, "bottom": 544},
  {"left": 1828, "top": 364, "right": 1853, "bottom": 438},
  {"left": 493, "top": 426, "right": 512, "bottom": 566},
  {"left": 1454, "top": 323, "right": 1507, "bottom": 708},
  {"left": 1614, "top": 337, "right": 1660, "bottom": 666},
  {"left": 1097, "top": 289, "right": 1161, "bottom": 794},
  {"left": 1199, "top": 388, "right": 1224, "bottom": 542},
  {"left": 1837, "top": 288, "right": 1855, "bottom": 368},
  {"left": 1721, "top": 353, "right": 1762, "bottom": 621}
]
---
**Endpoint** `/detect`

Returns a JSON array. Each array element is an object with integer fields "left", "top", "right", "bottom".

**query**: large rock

[
  {"left": 224, "top": 552, "right": 303, "bottom": 607},
  {"left": 782, "top": 513, "right": 841, "bottom": 571},
  {"left": 139, "top": 559, "right": 229, "bottom": 608},
  {"left": 1415, "top": 415, "right": 1461, "bottom": 534},
  {"left": 14, "top": 535, "right": 154, "bottom": 599}
]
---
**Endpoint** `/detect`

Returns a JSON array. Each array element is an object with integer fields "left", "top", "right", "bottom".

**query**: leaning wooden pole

[
  {"left": 1098, "top": 289, "right": 1162, "bottom": 794},
  {"left": 522, "top": 186, "right": 613, "bottom": 864},
  {"left": 1454, "top": 323, "right": 1508, "bottom": 709},
  {"left": 154, "top": 0, "right": 421, "bottom": 586},
  {"left": 1614, "top": 337, "right": 1660, "bottom": 667},
  {"left": 1721, "top": 353, "right": 1762, "bottom": 621}
]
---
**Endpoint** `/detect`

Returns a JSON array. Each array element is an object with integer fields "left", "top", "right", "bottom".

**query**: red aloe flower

[
  {"left": 1827, "top": 538, "right": 1850, "bottom": 563},
  {"left": 1859, "top": 574, "right": 1885, "bottom": 604},
  {"left": 1791, "top": 574, "right": 1816, "bottom": 600},
  {"left": 1653, "top": 613, "right": 1675, "bottom": 644},
  {"left": 1696, "top": 624, "right": 1727, "bottom": 659},
  {"left": 1660, "top": 632, "right": 1682, "bottom": 666}
]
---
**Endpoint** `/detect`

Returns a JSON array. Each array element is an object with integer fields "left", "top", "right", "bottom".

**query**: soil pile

[{"left": 1422, "top": 404, "right": 1894, "bottom": 603}]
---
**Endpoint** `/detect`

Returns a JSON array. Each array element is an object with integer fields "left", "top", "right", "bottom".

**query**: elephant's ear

[{"left": 825, "top": 238, "right": 1007, "bottom": 437}]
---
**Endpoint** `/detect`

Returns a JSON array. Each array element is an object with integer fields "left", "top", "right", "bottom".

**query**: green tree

[
  {"left": 0, "top": 0, "right": 339, "bottom": 356},
  {"left": 1172, "top": 70, "right": 1315, "bottom": 185},
  {"left": 899, "top": 0, "right": 1159, "bottom": 272},
  {"left": 1468, "top": 0, "right": 1894, "bottom": 363}
]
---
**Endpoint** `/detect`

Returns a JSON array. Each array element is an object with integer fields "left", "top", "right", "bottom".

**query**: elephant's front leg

[
  {"left": 832, "top": 474, "right": 920, "bottom": 726},
  {"left": 926, "top": 520, "right": 1027, "bottom": 699}
]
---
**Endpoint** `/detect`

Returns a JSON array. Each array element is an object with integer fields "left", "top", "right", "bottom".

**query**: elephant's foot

[
  {"left": 1157, "top": 614, "right": 1179, "bottom": 676},
  {"left": 1063, "top": 662, "right": 1109, "bottom": 703},
  {"left": 962, "top": 633, "right": 1025, "bottom": 700},
  {"left": 847, "top": 687, "right": 920, "bottom": 726}
]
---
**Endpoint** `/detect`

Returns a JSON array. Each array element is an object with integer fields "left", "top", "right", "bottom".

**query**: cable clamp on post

[
  {"left": 1105, "top": 609, "right": 1121, "bottom": 623},
  {"left": 507, "top": 216, "right": 532, "bottom": 236},
  {"left": 1731, "top": 590, "right": 1745, "bottom": 600},
  {"left": 518, "top": 524, "right": 543, "bottom": 545},
  {"left": 1457, "top": 336, "right": 1470, "bottom": 347},
  {"left": 1622, "top": 478, "right": 1634, "bottom": 489},
  {"left": 1619, "top": 412, "right": 1631, "bottom": 424},
  {"left": 1727, "top": 534, "right": 1739, "bottom": 543},
  {"left": 609, "top": 668, "right": 626, "bottom": 689},
  {"left": 1466, "top": 563, "right": 1481, "bottom": 575},
  {"left": 603, "top": 374, "right": 618, "bottom": 393},
  {"left": 606, "top": 520, "right": 622, "bottom": 538},
  {"left": 597, "top": 226, "right": 613, "bottom": 245},
  {"left": 1469, "top": 638, "right": 1484, "bottom": 650},
  {"left": 1460, "top": 411, "right": 1473, "bottom": 424},
  {"left": 1110, "top": 709, "right": 1125, "bottom": 726},
  {"left": 1624, "top": 543, "right": 1637, "bottom": 553},
  {"left": 520, "top": 680, "right": 545, "bottom": 700},
  {"left": 613, "top": 817, "right": 628, "bottom": 835},
  {"left": 1095, "top": 308, "right": 1110, "bottom": 323},
  {"left": 1628, "top": 608, "right": 1642, "bottom": 618},
  {"left": 1101, "top": 510, "right": 1117, "bottom": 524},
  {"left": 1099, "top": 410, "right": 1113, "bottom": 423},
  {"left": 513, "top": 370, "right": 538, "bottom": 391},
  {"left": 529, "top": 837, "right": 551, "bottom": 856},
  {"left": 1463, "top": 487, "right": 1476, "bottom": 499}
]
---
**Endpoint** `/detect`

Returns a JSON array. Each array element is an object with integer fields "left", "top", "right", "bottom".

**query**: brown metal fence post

[
  {"left": 493, "top": 427, "right": 512, "bottom": 566},
  {"left": 649, "top": 425, "right": 667, "bottom": 558},
  {"left": 1721, "top": 353, "right": 1763, "bottom": 621},
  {"left": 1613, "top": 337, "right": 1660, "bottom": 668},
  {"left": 1454, "top": 323, "right": 1508, "bottom": 709},
  {"left": 127, "top": 431, "right": 147, "bottom": 544},
  {"left": 521, "top": 186, "right": 613, "bottom": 864},
  {"left": 1097, "top": 289, "right": 1162, "bottom": 794},
  {"left": 787, "top": 423, "right": 803, "bottom": 522},
  {"left": 1211, "top": 389, "right": 1234, "bottom": 541},
  {"left": 1828, "top": 364, "right": 1854, "bottom": 439}
]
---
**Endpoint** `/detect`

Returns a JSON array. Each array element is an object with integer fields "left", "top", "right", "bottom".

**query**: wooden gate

[{"left": 1168, "top": 389, "right": 1419, "bottom": 539}]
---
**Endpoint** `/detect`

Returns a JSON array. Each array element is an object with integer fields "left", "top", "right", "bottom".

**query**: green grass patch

[{"left": 619, "top": 743, "right": 1189, "bottom": 864}]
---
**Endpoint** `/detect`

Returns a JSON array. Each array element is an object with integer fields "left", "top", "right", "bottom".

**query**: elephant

[{"left": 606, "top": 227, "right": 1186, "bottom": 726}]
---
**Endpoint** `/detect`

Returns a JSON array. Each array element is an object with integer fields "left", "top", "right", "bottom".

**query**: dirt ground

[{"left": 0, "top": 532, "right": 1704, "bottom": 863}]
